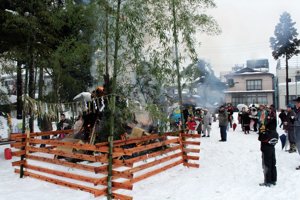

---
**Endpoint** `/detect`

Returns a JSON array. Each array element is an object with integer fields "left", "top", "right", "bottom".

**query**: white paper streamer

[
  {"left": 100, "top": 97, "right": 105, "bottom": 112},
  {"left": 84, "top": 101, "right": 88, "bottom": 110},
  {"left": 94, "top": 100, "right": 98, "bottom": 110},
  {"left": 35, "top": 103, "right": 38, "bottom": 111},
  {"left": 45, "top": 104, "right": 48, "bottom": 113},
  {"left": 126, "top": 99, "right": 129, "bottom": 107},
  {"left": 139, "top": 102, "right": 142, "bottom": 110},
  {"left": 61, "top": 104, "right": 65, "bottom": 111}
]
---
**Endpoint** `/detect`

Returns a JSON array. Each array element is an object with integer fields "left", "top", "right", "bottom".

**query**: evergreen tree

[{"left": 270, "top": 12, "right": 300, "bottom": 104}]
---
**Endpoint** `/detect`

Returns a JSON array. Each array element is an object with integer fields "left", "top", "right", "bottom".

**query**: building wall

[
  {"left": 224, "top": 73, "right": 274, "bottom": 106},
  {"left": 225, "top": 74, "right": 274, "bottom": 91},
  {"left": 224, "top": 93, "right": 273, "bottom": 106},
  {"left": 277, "top": 68, "right": 300, "bottom": 109}
]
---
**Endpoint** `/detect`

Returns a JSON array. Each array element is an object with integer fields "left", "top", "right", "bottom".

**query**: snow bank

[{"left": 0, "top": 113, "right": 300, "bottom": 200}]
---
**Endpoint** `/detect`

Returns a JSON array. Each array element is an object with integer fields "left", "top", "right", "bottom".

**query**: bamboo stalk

[{"left": 107, "top": 1, "right": 122, "bottom": 199}]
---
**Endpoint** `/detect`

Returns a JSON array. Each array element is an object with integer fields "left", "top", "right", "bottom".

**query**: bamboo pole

[
  {"left": 172, "top": 0, "right": 187, "bottom": 164},
  {"left": 20, "top": 0, "right": 33, "bottom": 178},
  {"left": 107, "top": 1, "right": 121, "bottom": 199}
]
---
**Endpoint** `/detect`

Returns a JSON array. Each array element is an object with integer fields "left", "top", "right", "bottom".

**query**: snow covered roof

[
  {"left": 278, "top": 82, "right": 300, "bottom": 86},
  {"left": 224, "top": 67, "right": 274, "bottom": 77},
  {"left": 224, "top": 90, "right": 275, "bottom": 94}
]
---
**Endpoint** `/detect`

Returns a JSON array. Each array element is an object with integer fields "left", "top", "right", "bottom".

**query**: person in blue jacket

[{"left": 257, "top": 104, "right": 268, "bottom": 133}]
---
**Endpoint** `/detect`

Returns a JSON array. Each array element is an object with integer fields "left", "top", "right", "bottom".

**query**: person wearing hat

[
  {"left": 292, "top": 97, "right": 300, "bottom": 169},
  {"left": 202, "top": 109, "right": 212, "bottom": 137},
  {"left": 284, "top": 103, "right": 296, "bottom": 153},
  {"left": 218, "top": 106, "right": 228, "bottom": 142}
]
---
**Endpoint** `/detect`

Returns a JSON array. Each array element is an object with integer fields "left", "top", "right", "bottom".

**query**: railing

[{"left": 10, "top": 129, "right": 200, "bottom": 200}]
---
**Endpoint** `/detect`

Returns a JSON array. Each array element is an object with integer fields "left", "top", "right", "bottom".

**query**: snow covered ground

[{"left": 1, "top": 113, "right": 300, "bottom": 200}]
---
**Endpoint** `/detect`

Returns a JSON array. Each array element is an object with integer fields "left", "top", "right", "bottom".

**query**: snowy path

[{"left": 1, "top": 115, "right": 300, "bottom": 200}]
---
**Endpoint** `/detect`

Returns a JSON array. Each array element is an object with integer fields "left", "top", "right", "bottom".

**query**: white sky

[{"left": 192, "top": 0, "right": 300, "bottom": 76}]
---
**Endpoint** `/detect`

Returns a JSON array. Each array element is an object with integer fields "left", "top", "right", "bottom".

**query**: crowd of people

[
  {"left": 172, "top": 107, "right": 214, "bottom": 137},
  {"left": 172, "top": 98, "right": 300, "bottom": 187}
]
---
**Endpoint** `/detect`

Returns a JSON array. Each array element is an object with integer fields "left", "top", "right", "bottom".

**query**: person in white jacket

[{"left": 202, "top": 109, "right": 212, "bottom": 137}]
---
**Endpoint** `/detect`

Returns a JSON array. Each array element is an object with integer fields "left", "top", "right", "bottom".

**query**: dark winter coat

[
  {"left": 258, "top": 130, "right": 279, "bottom": 152},
  {"left": 294, "top": 108, "right": 300, "bottom": 143},
  {"left": 218, "top": 110, "right": 228, "bottom": 126},
  {"left": 285, "top": 110, "right": 296, "bottom": 131},
  {"left": 183, "top": 109, "right": 189, "bottom": 121},
  {"left": 279, "top": 112, "right": 287, "bottom": 121},
  {"left": 226, "top": 106, "right": 234, "bottom": 120},
  {"left": 57, "top": 119, "right": 72, "bottom": 130},
  {"left": 243, "top": 113, "right": 251, "bottom": 125},
  {"left": 266, "top": 110, "right": 277, "bottom": 131}
]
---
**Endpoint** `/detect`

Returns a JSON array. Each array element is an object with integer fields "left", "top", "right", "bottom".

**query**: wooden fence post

[{"left": 20, "top": 128, "right": 30, "bottom": 178}]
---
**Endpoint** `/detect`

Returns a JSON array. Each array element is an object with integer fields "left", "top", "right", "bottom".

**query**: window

[
  {"left": 247, "top": 94, "right": 257, "bottom": 105},
  {"left": 247, "top": 80, "right": 262, "bottom": 90},
  {"left": 232, "top": 94, "right": 268, "bottom": 106},
  {"left": 296, "top": 75, "right": 300, "bottom": 82},
  {"left": 257, "top": 94, "right": 268, "bottom": 105},
  {"left": 228, "top": 79, "right": 234, "bottom": 87},
  {"left": 232, "top": 94, "right": 246, "bottom": 106}
]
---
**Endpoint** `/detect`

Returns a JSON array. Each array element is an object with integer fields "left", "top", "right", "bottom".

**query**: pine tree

[{"left": 270, "top": 12, "right": 300, "bottom": 104}]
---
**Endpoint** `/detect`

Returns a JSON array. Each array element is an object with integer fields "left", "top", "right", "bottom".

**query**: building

[
  {"left": 223, "top": 67, "right": 275, "bottom": 107},
  {"left": 277, "top": 66, "right": 300, "bottom": 109}
]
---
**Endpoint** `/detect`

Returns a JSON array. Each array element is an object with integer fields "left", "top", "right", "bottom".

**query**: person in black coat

[
  {"left": 266, "top": 105, "right": 277, "bottom": 131},
  {"left": 279, "top": 109, "right": 286, "bottom": 128},
  {"left": 56, "top": 114, "right": 72, "bottom": 138},
  {"left": 258, "top": 124, "right": 279, "bottom": 187},
  {"left": 243, "top": 109, "right": 251, "bottom": 134},
  {"left": 183, "top": 107, "right": 189, "bottom": 123},
  {"left": 238, "top": 107, "right": 246, "bottom": 131}
]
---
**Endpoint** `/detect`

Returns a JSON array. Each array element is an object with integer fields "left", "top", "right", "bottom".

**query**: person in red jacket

[
  {"left": 187, "top": 116, "right": 197, "bottom": 134},
  {"left": 226, "top": 103, "right": 234, "bottom": 129}
]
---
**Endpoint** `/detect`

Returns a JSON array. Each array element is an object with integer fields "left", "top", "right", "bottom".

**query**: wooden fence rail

[{"left": 10, "top": 129, "right": 200, "bottom": 199}]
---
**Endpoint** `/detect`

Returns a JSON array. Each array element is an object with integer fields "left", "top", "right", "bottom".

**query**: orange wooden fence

[{"left": 10, "top": 130, "right": 200, "bottom": 200}]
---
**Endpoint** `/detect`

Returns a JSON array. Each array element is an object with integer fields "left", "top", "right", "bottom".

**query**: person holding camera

[{"left": 284, "top": 104, "right": 296, "bottom": 153}]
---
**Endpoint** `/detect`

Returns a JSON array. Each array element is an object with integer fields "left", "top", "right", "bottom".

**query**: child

[
  {"left": 258, "top": 126, "right": 278, "bottom": 187},
  {"left": 187, "top": 116, "right": 197, "bottom": 134},
  {"left": 243, "top": 109, "right": 251, "bottom": 134}
]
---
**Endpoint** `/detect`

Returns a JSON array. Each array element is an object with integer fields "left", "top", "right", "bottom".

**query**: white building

[{"left": 277, "top": 67, "right": 300, "bottom": 109}]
